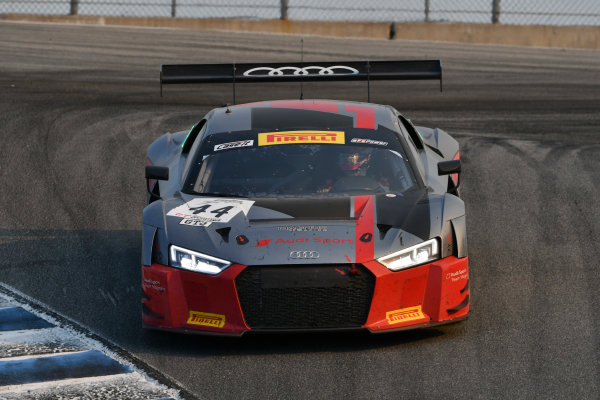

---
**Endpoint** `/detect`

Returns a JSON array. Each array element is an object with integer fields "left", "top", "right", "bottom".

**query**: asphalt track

[{"left": 1, "top": 21, "right": 599, "bottom": 399}]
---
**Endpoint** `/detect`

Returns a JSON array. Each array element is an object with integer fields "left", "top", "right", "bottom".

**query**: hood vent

[{"left": 215, "top": 227, "right": 231, "bottom": 242}]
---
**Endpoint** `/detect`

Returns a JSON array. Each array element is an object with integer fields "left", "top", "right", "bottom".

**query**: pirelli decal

[
  {"left": 258, "top": 130, "right": 344, "bottom": 146},
  {"left": 187, "top": 311, "right": 226, "bottom": 328},
  {"left": 386, "top": 305, "right": 426, "bottom": 325}
]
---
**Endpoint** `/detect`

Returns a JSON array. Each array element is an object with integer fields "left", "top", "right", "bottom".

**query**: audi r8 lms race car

[{"left": 142, "top": 60, "right": 469, "bottom": 335}]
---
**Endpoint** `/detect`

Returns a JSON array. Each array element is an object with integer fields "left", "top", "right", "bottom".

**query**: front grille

[{"left": 235, "top": 264, "right": 375, "bottom": 329}]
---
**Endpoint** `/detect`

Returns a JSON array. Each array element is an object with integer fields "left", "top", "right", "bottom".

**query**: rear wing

[{"left": 160, "top": 60, "right": 442, "bottom": 101}]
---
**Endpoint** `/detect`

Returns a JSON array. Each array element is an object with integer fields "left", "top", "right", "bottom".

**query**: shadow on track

[{"left": 0, "top": 229, "right": 464, "bottom": 359}]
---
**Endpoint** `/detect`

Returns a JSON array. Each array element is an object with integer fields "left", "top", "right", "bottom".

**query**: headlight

[
  {"left": 377, "top": 238, "right": 439, "bottom": 271},
  {"left": 169, "top": 245, "right": 231, "bottom": 275}
]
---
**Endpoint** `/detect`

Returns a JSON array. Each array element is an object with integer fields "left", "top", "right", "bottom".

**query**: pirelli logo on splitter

[
  {"left": 386, "top": 305, "right": 426, "bottom": 325},
  {"left": 258, "top": 130, "right": 344, "bottom": 146},
  {"left": 187, "top": 311, "right": 226, "bottom": 328}
]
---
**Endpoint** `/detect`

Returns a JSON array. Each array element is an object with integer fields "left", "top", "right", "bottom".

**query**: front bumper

[{"left": 142, "top": 256, "right": 469, "bottom": 335}]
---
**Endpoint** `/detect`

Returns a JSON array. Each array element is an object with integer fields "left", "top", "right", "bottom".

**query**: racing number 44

[{"left": 189, "top": 205, "right": 234, "bottom": 218}]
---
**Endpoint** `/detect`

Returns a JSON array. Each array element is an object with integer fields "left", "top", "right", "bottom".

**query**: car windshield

[{"left": 183, "top": 130, "right": 419, "bottom": 198}]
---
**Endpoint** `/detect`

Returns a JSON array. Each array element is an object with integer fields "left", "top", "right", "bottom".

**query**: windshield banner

[{"left": 258, "top": 130, "right": 344, "bottom": 146}]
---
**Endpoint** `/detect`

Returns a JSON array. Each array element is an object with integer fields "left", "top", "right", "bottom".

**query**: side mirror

[
  {"left": 145, "top": 165, "right": 169, "bottom": 200},
  {"left": 438, "top": 159, "right": 461, "bottom": 191},
  {"left": 437, "top": 160, "right": 461, "bottom": 175},
  {"left": 145, "top": 165, "right": 169, "bottom": 180}
]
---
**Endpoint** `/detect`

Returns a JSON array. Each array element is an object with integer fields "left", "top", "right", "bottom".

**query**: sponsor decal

[
  {"left": 256, "top": 237, "right": 354, "bottom": 245},
  {"left": 187, "top": 311, "right": 226, "bottom": 328},
  {"left": 214, "top": 139, "right": 254, "bottom": 152},
  {"left": 313, "top": 237, "right": 353, "bottom": 244},
  {"left": 142, "top": 278, "right": 165, "bottom": 292},
  {"left": 258, "top": 131, "right": 344, "bottom": 146},
  {"left": 243, "top": 65, "right": 359, "bottom": 77},
  {"left": 277, "top": 225, "right": 328, "bottom": 232},
  {"left": 275, "top": 237, "right": 310, "bottom": 244},
  {"left": 446, "top": 268, "right": 468, "bottom": 282},
  {"left": 167, "top": 198, "right": 254, "bottom": 227},
  {"left": 180, "top": 218, "right": 209, "bottom": 227},
  {"left": 256, "top": 239, "right": 272, "bottom": 247},
  {"left": 287, "top": 237, "right": 353, "bottom": 244},
  {"left": 236, "top": 235, "right": 249, "bottom": 245},
  {"left": 350, "top": 138, "right": 388, "bottom": 146},
  {"left": 386, "top": 305, "right": 426, "bottom": 325}
]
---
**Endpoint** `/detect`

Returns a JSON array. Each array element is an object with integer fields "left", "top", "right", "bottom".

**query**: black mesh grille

[{"left": 235, "top": 264, "right": 375, "bottom": 329}]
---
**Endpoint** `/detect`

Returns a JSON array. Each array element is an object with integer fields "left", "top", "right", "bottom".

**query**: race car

[{"left": 142, "top": 60, "right": 469, "bottom": 335}]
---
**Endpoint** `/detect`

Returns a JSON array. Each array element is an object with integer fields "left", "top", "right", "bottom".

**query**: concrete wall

[
  {"left": 1, "top": 14, "right": 598, "bottom": 50},
  {"left": 392, "top": 22, "right": 600, "bottom": 50}
]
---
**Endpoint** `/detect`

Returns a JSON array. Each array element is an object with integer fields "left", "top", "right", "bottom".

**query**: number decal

[
  {"left": 190, "top": 205, "right": 211, "bottom": 215},
  {"left": 210, "top": 206, "right": 234, "bottom": 218},
  {"left": 167, "top": 198, "right": 254, "bottom": 227}
]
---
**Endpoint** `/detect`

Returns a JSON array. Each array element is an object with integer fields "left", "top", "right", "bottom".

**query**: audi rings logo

[
  {"left": 243, "top": 65, "right": 359, "bottom": 77},
  {"left": 289, "top": 250, "right": 320, "bottom": 259}
]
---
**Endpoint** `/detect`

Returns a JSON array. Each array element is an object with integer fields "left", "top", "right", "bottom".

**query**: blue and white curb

[{"left": 0, "top": 289, "right": 182, "bottom": 400}]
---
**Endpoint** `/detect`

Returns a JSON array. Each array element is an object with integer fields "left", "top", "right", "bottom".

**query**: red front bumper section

[{"left": 142, "top": 256, "right": 469, "bottom": 335}]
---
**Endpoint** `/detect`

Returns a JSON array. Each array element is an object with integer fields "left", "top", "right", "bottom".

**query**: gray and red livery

[{"left": 142, "top": 60, "right": 469, "bottom": 335}]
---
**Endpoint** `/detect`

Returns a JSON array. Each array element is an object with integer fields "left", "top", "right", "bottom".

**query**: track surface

[{"left": 1, "top": 21, "right": 599, "bottom": 399}]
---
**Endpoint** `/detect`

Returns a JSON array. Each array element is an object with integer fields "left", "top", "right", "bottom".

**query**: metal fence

[{"left": 1, "top": 0, "right": 599, "bottom": 26}]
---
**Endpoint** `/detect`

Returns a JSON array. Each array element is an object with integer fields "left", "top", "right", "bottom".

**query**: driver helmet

[{"left": 338, "top": 148, "right": 372, "bottom": 172}]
